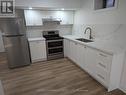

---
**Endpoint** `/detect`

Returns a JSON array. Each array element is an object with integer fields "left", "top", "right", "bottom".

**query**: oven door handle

[{"left": 46, "top": 39, "right": 63, "bottom": 42}]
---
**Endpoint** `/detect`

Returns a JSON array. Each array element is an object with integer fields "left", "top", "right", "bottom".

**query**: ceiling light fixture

[
  {"left": 61, "top": 8, "right": 65, "bottom": 11},
  {"left": 29, "top": 7, "right": 33, "bottom": 10}
]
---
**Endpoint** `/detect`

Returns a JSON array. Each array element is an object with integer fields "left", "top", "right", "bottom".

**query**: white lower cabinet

[
  {"left": 85, "top": 47, "right": 112, "bottom": 88},
  {"left": 64, "top": 39, "right": 114, "bottom": 91},
  {"left": 67, "top": 40, "right": 86, "bottom": 69},
  {"left": 29, "top": 40, "right": 47, "bottom": 63},
  {"left": 64, "top": 39, "right": 70, "bottom": 57},
  {"left": 85, "top": 47, "right": 98, "bottom": 77},
  {"left": 95, "top": 66, "right": 109, "bottom": 88},
  {"left": 95, "top": 51, "right": 112, "bottom": 88},
  {"left": 76, "top": 43, "right": 86, "bottom": 69},
  {"left": 69, "top": 41, "right": 77, "bottom": 63}
]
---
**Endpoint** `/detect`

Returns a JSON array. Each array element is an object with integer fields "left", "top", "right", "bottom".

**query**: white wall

[
  {"left": 15, "top": 0, "right": 82, "bottom": 10},
  {"left": 73, "top": 0, "right": 126, "bottom": 37},
  {"left": 74, "top": 0, "right": 126, "bottom": 24},
  {"left": 26, "top": 24, "right": 72, "bottom": 38},
  {"left": 73, "top": 0, "right": 126, "bottom": 40},
  {"left": 0, "top": 31, "right": 5, "bottom": 52},
  {"left": 73, "top": 0, "right": 126, "bottom": 93}
]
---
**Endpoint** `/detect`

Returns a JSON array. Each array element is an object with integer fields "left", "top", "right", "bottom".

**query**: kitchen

[{"left": 0, "top": 0, "right": 126, "bottom": 95}]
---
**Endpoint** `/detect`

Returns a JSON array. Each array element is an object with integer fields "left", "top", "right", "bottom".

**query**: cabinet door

[
  {"left": 24, "top": 10, "right": 42, "bottom": 26},
  {"left": 68, "top": 40, "right": 86, "bottom": 69},
  {"left": 29, "top": 41, "right": 46, "bottom": 62},
  {"left": 54, "top": 11, "right": 74, "bottom": 25},
  {"left": 76, "top": 44, "right": 86, "bottom": 69},
  {"left": 69, "top": 41, "right": 77, "bottom": 63},
  {"left": 85, "top": 47, "right": 97, "bottom": 77},
  {"left": 64, "top": 39, "right": 70, "bottom": 57}
]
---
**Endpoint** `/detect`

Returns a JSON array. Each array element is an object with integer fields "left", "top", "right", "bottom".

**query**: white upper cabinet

[
  {"left": 53, "top": 11, "right": 74, "bottom": 25},
  {"left": 24, "top": 10, "right": 74, "bottom": 26},
  {"left": 24, "top": 10, "right": 43, "bottom": 26}
]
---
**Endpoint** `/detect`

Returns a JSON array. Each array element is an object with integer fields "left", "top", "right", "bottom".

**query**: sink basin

[{"left": 76, "top": 38, "right": 93, "bottom": 43}]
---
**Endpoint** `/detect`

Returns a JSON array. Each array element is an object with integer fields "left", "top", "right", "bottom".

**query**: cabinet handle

[
  {"left": 97, "top": 74, "right": 105, "bottom": 80},
  {"left": 98, "top": 62, "right": 106, "bottom": 69},
  {"left": 99, "top": 53, "right": 107, "bottom": 57}
]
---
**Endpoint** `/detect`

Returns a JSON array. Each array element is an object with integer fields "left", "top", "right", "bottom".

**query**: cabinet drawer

[
  {"left": 95, "top": 66, "right": 109, "bottom": 88},
  {"left": 97, "top": 52, "right": 112, "bottom": 71},
  {"left": 96, "top": 60, "right": 111, "bottom": 71},
  {"left": 29, "top": 41, "right": 43, "bottom": 45}
]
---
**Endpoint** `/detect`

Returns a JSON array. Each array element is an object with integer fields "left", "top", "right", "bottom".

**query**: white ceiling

[{"left": 15, "top": 0, "right": 82, "bottom": 10}]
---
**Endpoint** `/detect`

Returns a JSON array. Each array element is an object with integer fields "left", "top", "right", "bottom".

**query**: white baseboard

[
  {"left": 119, "top": 87, "right": 126, "bottom": 93},
  {"left": 32, "top": 58, "right": 47, "bottom": 63},
  {"left": 0, "top": 80, "right": 4, "bottom": 95}
]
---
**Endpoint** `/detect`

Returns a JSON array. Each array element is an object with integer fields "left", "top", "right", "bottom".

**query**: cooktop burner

[{"left": 43, "top": 30, "right": 63, "bottom": 40}]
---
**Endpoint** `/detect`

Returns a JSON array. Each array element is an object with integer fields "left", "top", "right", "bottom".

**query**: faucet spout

[{"left": 84, "top": 27, "right": 92, "bottom": 39}]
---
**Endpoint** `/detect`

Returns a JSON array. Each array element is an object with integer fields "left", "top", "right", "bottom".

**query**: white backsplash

[
  {"left": 26, "top": 24, "right": 73, "bottom": 38},
  {"left": 73, "top": 24, "right": 126, "bottom": 50}
]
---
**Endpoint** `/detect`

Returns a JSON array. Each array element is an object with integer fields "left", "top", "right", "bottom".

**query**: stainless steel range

[{"left": 43, "top": 30, "right": 64, "bottom": 60}]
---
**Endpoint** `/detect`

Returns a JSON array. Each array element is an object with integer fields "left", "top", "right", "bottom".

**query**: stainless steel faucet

[{"left": 84, "top": 27, "right": 92, "bottom": 39}]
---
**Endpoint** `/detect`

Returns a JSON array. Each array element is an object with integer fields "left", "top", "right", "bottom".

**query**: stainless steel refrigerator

[{"left": 0, "top": 18, "right": 31, "bottom": 68}]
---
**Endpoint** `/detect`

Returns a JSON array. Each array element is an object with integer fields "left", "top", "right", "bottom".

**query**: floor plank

[{"left": 0, "top": 53, "right": 125, "bottom": 95}]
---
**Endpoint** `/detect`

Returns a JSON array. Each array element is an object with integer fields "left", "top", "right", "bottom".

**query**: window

[{"left": 94, "top": 0, "right": 117, "bottom": 10}]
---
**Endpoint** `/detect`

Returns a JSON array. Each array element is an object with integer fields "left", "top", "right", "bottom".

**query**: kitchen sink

[{"left": 76, "top": 38, "right": 93, "bottom": 43}]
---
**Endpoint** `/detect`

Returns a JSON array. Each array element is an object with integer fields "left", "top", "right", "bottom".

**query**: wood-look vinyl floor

[{"left": 0, "top": 53, "right": 125, "bottom": 95}]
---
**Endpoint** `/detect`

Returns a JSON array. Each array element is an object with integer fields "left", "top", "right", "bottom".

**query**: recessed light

[
  {"left": 29, "top": 7, "right": 33, "bottom": 10},
  {"left": 61, "top": 8, "right": 65, "bottom": 11}
]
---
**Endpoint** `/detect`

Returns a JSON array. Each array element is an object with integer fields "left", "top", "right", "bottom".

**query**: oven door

[
  {"left": 47, "top": 39, "right": 63, "bottom": 48},
  {"left": 48, "top": 48, "right": 63, "bottom": 55},
  {"left": 47, "top": 39, "right": 63, "bottom": 55}
]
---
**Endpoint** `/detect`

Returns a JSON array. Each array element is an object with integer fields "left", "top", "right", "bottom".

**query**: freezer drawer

[{"left": 3, "top": 36, "right": 31, "bottom": 68}]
